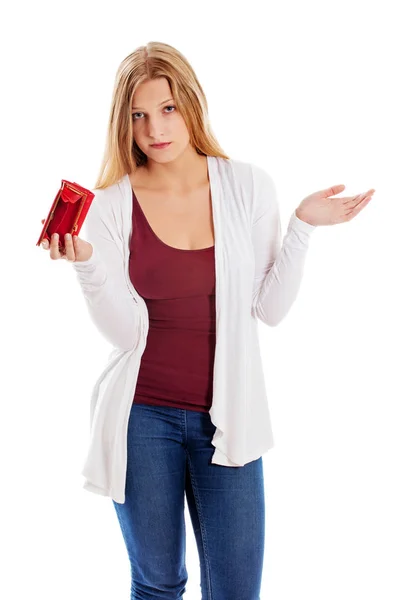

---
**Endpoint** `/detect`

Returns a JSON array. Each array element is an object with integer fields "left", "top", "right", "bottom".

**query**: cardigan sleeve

[
  {"left": 251, "top": 166, "right": 317, "bottom": 326},
  {"left": 71, "top": 191, "right": 141, "bottom": 351}
]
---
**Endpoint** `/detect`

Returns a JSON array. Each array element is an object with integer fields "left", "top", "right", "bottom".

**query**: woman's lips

[{"left": 150, "top": 142, "right": 171, "bottom": 149}]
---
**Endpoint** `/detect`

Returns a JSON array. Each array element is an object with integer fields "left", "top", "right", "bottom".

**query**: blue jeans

[{"left": 112, "top": 402, "right": 265, "bottom": 600}]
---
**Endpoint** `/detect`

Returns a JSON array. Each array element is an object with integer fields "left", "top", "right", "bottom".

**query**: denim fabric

[{"left": 112, "top": 402, "right": 265, "bottom": 599}]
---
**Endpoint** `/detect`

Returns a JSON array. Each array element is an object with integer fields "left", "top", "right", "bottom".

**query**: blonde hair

[{"left": 93, "top": 41, "right": 230, "bottom": 190}]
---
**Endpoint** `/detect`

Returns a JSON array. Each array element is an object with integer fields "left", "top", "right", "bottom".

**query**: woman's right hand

[{"left": 40, "top": 219, "right": 93, "bottom": 262}]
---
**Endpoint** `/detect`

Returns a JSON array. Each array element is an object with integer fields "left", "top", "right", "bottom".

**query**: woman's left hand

[{"left": 295, "top": 184, "right": 375, "bottom": 226}]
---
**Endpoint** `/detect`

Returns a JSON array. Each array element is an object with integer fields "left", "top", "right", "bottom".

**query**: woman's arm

[
  {"left": 72, "top": 193, "right": 141, "bottom": 351},
  {"left": 251, "top": 167, "right": 317, "bottom": 326}
]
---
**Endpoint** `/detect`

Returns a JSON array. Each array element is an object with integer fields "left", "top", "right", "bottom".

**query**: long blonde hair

[{"left": 93, "top": 41, "right": 230, "bottom": 190}]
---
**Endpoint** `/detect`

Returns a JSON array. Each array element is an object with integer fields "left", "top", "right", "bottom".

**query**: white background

[{"left": 2, "top": 0, "right": 399, "bottom": 598}]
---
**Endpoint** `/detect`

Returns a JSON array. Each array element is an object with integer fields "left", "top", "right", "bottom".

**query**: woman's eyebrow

[{"left": 132, "top": 98, "right": 174, "bottom": 110}]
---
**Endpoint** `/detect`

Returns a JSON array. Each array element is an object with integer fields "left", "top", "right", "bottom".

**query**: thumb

[
  {"left": 72, "top": 235, "right": 82, "bottom": 248},
  {"left": 320, "top": 184, "right": 346, "bottom": 198},
  {"left": 73, "top": 234, "right": 88, "bottom": 248}
]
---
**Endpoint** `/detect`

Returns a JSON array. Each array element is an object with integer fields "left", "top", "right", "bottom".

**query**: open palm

[{"left": 296, "top": 184, "right": 375, "bottom": 226}]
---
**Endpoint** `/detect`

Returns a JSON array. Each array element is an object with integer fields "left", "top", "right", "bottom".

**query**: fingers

[
  {"left": 49, "top": 233, "right": 63, "bottom": 260},
  {"left": 356, "top": 194, "right": 373, "bottom": 211},
  {"left": 343, "top": 189, "right": 375, "bottom": 207},
  {"left": 40, "top": 232, "right": 58, "bottom": 256},
  {"left": 40, "top": 217, "right": 75, "bottom": 261},
  {"left": 63, "top": 233, "right": 76, "bottom": 262},
  {"left": 49, "top": 233, "right": 75, "bottom": 261},
  {"left": 344, "top": 192, "right": 374, "bottom": 219},
  {"left": 354, "top": 189, "right": 375, "bottom": 207},
  {"left": 346, "top": 195, "right": 372, "bottom": 220}
]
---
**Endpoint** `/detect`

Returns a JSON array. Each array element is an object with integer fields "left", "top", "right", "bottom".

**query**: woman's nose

[{"left": 147, "top": 117, "right": 164, "bottom": 138}]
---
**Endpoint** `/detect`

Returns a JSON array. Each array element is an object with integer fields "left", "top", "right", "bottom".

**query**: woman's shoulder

[
  {"left": 221, "top": 156, "right": 275, "bottom": 191},
  {"left": 85, "top": 177, "right": 128, "bottom": 233},
  {"left": 92, "top": 173, "right": 129, "bottom": 204}
]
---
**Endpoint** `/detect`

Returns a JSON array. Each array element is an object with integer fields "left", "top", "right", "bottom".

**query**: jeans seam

[{"left": 186, "top": 450, "right": 213, "bottom": 600}]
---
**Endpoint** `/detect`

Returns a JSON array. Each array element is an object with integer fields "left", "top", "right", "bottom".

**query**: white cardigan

[{"left": 73, "top": 155, "right": 317, "bottom": 503}]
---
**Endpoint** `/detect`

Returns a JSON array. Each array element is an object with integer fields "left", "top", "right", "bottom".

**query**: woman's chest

[{"left": 130, "top": 181, "right": 215, "bottom": 251}]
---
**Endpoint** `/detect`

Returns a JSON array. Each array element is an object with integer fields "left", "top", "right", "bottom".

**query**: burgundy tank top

[{"left": 129, "top": 189, "right": 216, "bottom": 413}]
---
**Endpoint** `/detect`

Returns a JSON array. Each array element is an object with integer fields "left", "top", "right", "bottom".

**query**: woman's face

[{"left": 131, "top": 77, "right": 191, "bottom": 163}]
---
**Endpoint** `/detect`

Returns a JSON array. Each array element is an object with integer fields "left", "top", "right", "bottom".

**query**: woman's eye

[{"left": 132, "top": 105, "right": 176, "bottom": 120}]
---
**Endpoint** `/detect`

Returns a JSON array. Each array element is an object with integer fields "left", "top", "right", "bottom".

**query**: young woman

[{"left": 41, "top": 41, "right": 375, "bottom": 600}]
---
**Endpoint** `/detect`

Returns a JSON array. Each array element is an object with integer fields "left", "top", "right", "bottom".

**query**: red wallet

[{"left": 36, "top": 180, "right": 95, "bottom": 252}]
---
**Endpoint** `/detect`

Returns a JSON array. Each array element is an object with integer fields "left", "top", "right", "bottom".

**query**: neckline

[{"left": 129, "top": 155, "right": 215, "bottom": 253}]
